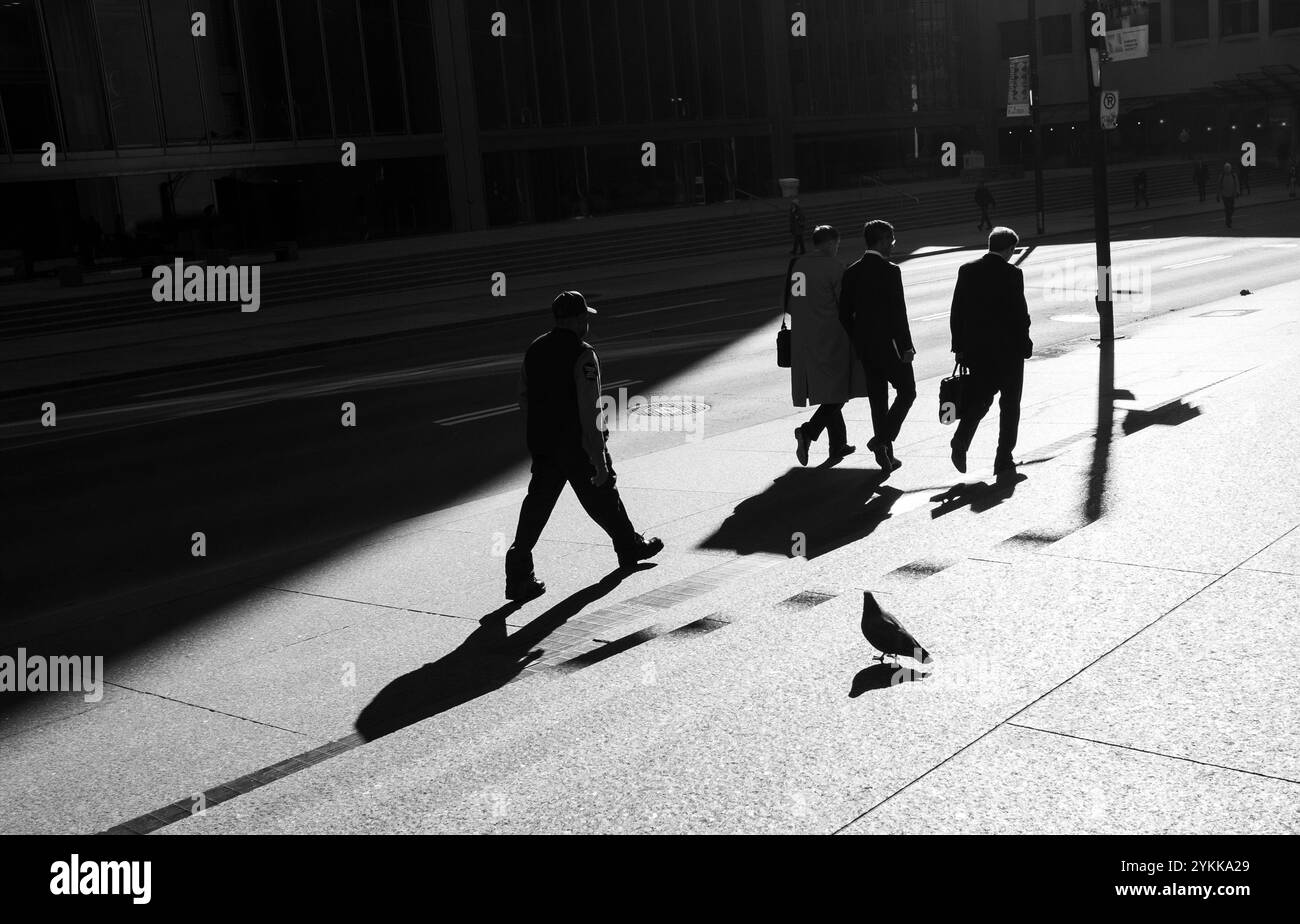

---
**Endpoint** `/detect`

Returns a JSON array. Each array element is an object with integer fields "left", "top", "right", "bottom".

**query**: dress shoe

[
  {"left": 617, "top": 535, "right": 664, "bottom": 569},
  {"left": 867, "top": 437, "right": 899, "bottom": 474},
  {"left": 829, "top": 443, "right": 856, "bottom": 460},
  {"left": 505, "top": 574, "right": 546, "bottom": 602},
  {"left": 794, "top": 427, "right": 810, "bottom": 466}
]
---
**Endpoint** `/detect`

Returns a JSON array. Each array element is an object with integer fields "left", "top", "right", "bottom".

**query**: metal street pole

[
  {"left": 1084, "top": 0, "right": 1114, "bottom": 342},
  {"left": 1029, "top": 0, "right": 1045, "bottom": 235}
]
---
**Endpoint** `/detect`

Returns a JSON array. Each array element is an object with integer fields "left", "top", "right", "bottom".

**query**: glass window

[
  {"left": 616, "top": 0, "right": 649, "bottom": 122},
  {"left": 397, "top": 0, "right": 440, "bottom": 133},
  {"left": 1149, "top": 1, "right": 1163, "bottom": 43},
  {"left": 146, "top": 0, "right": 205, "bottom": 143},
  {"left": 468, "top": 0, "right": 508, "bottom": 129},
  {"left": 0, "top": 0, "right": 59, "bottom": 152},
  {"left": 1219, "top": 0, "right": 1258, "bottom": 34},
  {"left": 281, "top": 0, "right": 332, "bottom": 137},
  {"left": 1040, "top": 13, "right": 1072, "bottom": 54},
  {"left": 195, "top": 0, "right": 249, "bottom": 141},
  {"left": 695, "top": 0, "right": 725, "bottom": 119},
  {"left": 1172, "top": 0, "right": 1209, "bottom": 39},
  {"left": 1274, "top": 0, "right": 1300, "bottom": 30},
  {"left": 236, "top": 0, "right": 292, "bottom": 140},
  {"left": 497, "top": 0, "right": 536, "bottom": 126},
  {"left": 741, "top": 1, "right": 765, "bottom": 117},
  {"left": 718, "top": 0, "right": 746, "bottom": 119},
  {"left": 530, "top": 0, "right": 566, "bottom": 125},
  {"left": 322, "top": 0, "right": 369, "bottom": 135},
  {"left": 589, "top": 0, "right": 623, "bottom": 123},
  {"left": 44, "top": 0, "right": 114, "bottom": 150},
  {"left": 560, "top": 0, "right": 595, "bottom": 125},
  {"left": 643, "top": 0, "right": 675, "bottom": 120},
  {"left": 359, "top": 0, "right": 404, "bottom": 132},
  {"left": 999, "top": 19, "right": 1030, "bottom": 58},
  {"left": 668, "top": 0, "right": 697, "bottom": 118}
]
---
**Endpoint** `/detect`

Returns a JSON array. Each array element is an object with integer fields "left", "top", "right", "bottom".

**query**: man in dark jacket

[
  {"left": 974, "top": 181, "right": 995, "bottom": 230},
  {"left": 504, "top": 291, "right": 662, "bottom": 601},
  {"left": 839, "top": 219, "right": 915, "bottom": 474},
  {"left": 948, "top": 227, "right": 1032, "bottom": 475}
]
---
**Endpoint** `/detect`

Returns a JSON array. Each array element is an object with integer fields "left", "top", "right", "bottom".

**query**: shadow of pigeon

[{"left": 849, "top": 663, "right": 929, "bottom": 697}]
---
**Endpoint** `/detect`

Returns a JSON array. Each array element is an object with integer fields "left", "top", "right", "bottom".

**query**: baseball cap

[{"left": 552, "top": 290, "right": 597, "bottom": 317}]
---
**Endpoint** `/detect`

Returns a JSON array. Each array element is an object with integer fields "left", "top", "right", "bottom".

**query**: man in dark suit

[
  {"left": 839, "top": 219, "right": 915, "bottom": 474},
  {"left": 948, "top": 226, "right": 1033, "bottom": 475}
]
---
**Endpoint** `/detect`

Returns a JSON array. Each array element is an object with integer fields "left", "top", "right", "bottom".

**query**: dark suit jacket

[
  {"left": 949, "top": 252, "right": 1032, "bottom": 362},
  {"left": 839, "top": 252, "right": 914, "bottom": 366}
]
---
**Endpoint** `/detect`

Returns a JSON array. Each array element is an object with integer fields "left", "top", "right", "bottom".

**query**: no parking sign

[{"left": 1101, "top": 91, "right": 1119, "bottom": 130}]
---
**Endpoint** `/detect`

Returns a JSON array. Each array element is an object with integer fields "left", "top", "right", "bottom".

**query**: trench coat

[{"left": 788, "top": 250, "right": 869, "bottom": 406}]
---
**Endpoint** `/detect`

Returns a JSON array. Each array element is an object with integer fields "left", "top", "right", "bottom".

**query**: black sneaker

[
  {"left": 617, "top": 535, "right": 664, "bottom": 569},
  {"left": 505, "top": 575, "right": 546, "bottom": 602}
]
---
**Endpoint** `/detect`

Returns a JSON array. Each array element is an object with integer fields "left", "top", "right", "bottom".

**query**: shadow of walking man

[{"left": 355, "top": 569, "right": 631, "bottom": 741}]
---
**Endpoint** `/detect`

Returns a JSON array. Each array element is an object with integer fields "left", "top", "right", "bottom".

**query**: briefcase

[
  {"left": 938, "top": 363, "right": 969, "bottom": 424},
  {"left": 777, "top": 257, "right": 797, "bottom": 368}
]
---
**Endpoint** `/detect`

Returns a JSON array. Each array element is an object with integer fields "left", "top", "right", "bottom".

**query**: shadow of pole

[{"left": 1085, "top": 338, "right": 1115, "bottom": 523}]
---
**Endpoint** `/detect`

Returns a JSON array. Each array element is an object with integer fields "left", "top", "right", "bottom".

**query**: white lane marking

[
  {"left": 1160, "top": 254, "right": 1231, "bottom": 270},
  {"left": 610, "top": 298, "right": 726, "bottom": 320},
  {"left": 436, "top": 379, "right": 644, "bottom": 426},
  {"left": 915, "top": 312, "right": 949, "bottom": 322},
  {"left": 137, "top": 366, "right": 321, "bottom": 397},
  {"left": 1261, "top": 243, "right": 1297, "bottom": 248}
]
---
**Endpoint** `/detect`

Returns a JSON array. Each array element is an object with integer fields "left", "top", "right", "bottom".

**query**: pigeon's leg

[{"left": 873, "top": 652, "right": 886, "bottom": 664}]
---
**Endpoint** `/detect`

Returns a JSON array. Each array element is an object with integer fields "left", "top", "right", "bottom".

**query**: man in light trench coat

[{"left": 790, "top": 224, "right": 869, "bottom": 465}]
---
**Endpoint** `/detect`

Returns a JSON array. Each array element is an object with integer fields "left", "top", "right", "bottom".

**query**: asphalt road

[{"left": 3, "top": 199, "right": 1297, "bottom": 633}]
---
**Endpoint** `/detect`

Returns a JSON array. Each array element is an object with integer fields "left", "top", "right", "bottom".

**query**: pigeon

[{"left": 860, "top": 592, "right": 932, "bottom": 665}]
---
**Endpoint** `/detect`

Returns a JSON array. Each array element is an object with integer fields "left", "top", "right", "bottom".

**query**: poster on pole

[
  {"left": 1007, "top": 55, "right": 1031, "bottom": 117},
  {"left": 1102, "top": 1, "right": 1150, "bottom": 61}
]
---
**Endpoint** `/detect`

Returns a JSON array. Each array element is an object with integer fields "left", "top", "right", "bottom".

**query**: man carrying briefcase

[{"left": 947, "top": 227, "right": 1032, "bottom": 475}]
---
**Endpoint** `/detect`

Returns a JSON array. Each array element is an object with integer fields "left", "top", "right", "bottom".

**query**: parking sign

[{"left": 1100, "top": 90, "right": 1119, "bottom": 130}]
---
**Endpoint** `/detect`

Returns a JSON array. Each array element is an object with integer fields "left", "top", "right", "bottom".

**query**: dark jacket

[
  {"left": 839, "top": 252, "right": 914, "bottom": 366},
  {"left": 789, "top": 204, "right": 805, "bottom": 235},
  {"left": 949, "top": 253, "right": 1032, "bottom": 362},
  {"left": 520, "top": 327, "right": 588, "bottom": 454}
]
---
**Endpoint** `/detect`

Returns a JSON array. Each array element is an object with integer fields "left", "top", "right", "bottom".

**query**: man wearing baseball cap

[{"left": 504, "top": 291, "right": 663, "bottom": 601}]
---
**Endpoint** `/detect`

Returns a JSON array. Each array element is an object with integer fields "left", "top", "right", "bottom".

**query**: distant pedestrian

[
  {"left": 789, "top": 198, "right": 806, "bottom": 255},
  {"left": 1216, "top": 162, "right": 1240, "bottom": 228},
  {"left": 975, "top": 181, "right": 995, "bottom": 230},
  {"left": 1239, "top": 163, "right": 1251, "bottom": 195},
  {"left": 839, "top": 219, "right": 916, "bottom": 475},
  {"left": 1132, "top": 170, "right": 1149, "bottom": 209},
  {"left": 1193, "top": 161, "right": 1208, "bottom": 202},
  {"left": 1288, "top": 158, "right": 1297, "bottom": 199},
  {"left": 948, "top": 226, "right": 1033, "bottom": 476},
  {"left": 504, "top": 291, "right": 663, "bottom": 601},
  {"left": 789, "top": 225, "right": 866, "bottom": 466}
]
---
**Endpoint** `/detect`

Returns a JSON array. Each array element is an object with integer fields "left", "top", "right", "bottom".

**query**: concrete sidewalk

[
  {"left": 3, "top": 185, "right": 1293, "bottom": 395},
  {"left": 2, "top": 274, "right": 1295, "bottom": 834}
]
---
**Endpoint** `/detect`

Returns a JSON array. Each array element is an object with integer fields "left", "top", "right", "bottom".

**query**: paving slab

[
  {"left": 1015, "top": 569, "right": 1300, "bottom": 783},
  {"left": 841, "top": 724, "right": 1300, "bottom": 835}
]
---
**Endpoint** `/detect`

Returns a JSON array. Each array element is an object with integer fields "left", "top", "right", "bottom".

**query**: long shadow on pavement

[
  {"left": 354, "top": 568, "right": 629, "bottom": 742},
  {"left": 698, "top": 467, "right": 900, "bottom": 558}
]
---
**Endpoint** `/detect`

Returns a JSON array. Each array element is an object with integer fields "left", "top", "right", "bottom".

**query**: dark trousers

[
  {"left": 1197, "top": 183, "right": 1207, "bottom": 202},
  {"left": 1222, "top": 196, "right": 1236, "bottom": 227},
  {"left": 507, "top": 445, "right": 637, "bottom": 577},
  {"left": 952, "top": 357, "right": 1025, "bottom": 459},
  {"left": 977, "top": 206, "right": 992, "bottom": 229},
  {"left": 801, "top": 402, "right": 846, "bottom": 448},
  {"left": 860, "top": 355, "right": 916, "bottom": 445},
  {"left": 791, "top": 234, "right": 806, "bottom": 255}
]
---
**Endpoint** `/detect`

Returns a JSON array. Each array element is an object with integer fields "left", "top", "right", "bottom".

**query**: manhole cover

[{"left": 629, "top": 400, "right": 710, "bottom": 417}]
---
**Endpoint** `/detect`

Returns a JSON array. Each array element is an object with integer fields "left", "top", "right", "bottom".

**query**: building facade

[{"left": 1, "top": 0, "right": 1296, "bottom": 265}]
